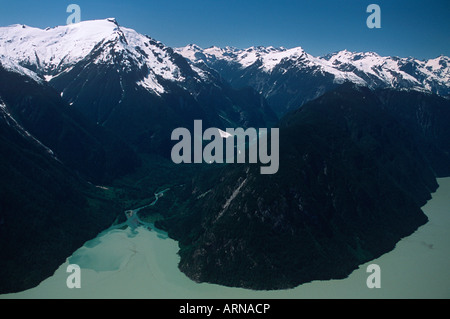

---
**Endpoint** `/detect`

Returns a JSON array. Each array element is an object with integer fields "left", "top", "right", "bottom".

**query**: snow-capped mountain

[
  {"left": 0, "top": 18, "right": 194, "bottom": 94},
  {"left": 178, "top": 45, "right": 310, "bottom": 72},
  {"left": 177, "top": 45, "right": 450, "bottom": 115},
  {"left": 320, "top": 50, "right": 450, "bottom": 93},
  {"left": 0, "top": 19, "right": 277, "bottom": 153},
  {"left": 177, "top": 45, "right": 309, "bottom": 72}
]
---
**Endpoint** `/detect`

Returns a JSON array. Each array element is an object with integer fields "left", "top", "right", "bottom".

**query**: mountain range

[
  {"left": 0, "top": 19, "right": 277, "bottom": 154},
  {"left": 0, "top": 18, "right": 449, "bottom": 293},
  {"left": 177, "top": 44, "right": 450, "bottom": 115}
]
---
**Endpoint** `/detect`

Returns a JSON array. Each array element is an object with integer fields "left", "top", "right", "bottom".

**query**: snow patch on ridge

[{"left": 0, "top": 56, "right": 43, "bottom": 83}]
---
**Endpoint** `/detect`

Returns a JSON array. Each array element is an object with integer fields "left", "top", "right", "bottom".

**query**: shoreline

[{"left": 1, "top": 178, "right": 449, "bottom": 299}]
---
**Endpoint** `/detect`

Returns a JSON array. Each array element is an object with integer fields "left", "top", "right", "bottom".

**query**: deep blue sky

[{"left": 0, "top": 0, "right": 448, "bottom": 59}]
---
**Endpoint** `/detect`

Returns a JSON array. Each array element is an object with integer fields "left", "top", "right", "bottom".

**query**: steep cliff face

[
  {"left": 156, "top": 84, "right": 448, "bottom": 290},
  {"left": 0, "top": 63, "right": 140, "bottom": 184}
]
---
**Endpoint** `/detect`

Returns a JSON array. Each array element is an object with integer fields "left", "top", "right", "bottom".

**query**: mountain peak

[
  {"left": 186, "top": 43, "right": 202, "bottom": 50},
  {"left": 0, "top": 19, "right": 197, "bottom": 95},
  {"left": 0, "top": 19, "right": 125, "bottom": 75},
  {"left": 106, "top": 17, "right": 119, "bottom": 25}
]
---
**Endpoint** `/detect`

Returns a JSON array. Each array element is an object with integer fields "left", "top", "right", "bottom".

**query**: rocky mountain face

[
  {"left": 0, "top": 59, "right": 140, "bottom": 184},
  {"left": 156, "top": 84, "right": 450, "bottom": 290},
  {"left": 177, "top": 45, "right": 450, "bottom": 116}
]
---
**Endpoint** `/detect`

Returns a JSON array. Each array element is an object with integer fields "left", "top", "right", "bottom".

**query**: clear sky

[{"left": 0, "top": 0, "right": 448, "bottom": 59}]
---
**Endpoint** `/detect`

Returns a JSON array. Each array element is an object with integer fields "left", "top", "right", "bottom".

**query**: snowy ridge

[
  {"left": 0, "top": 19, "right": 190, "bottom": 94},
  {"left": 177, "top": 45, "right": 305, "bottom": 72},
  {"left": 0, "top": 20, "right": 119, "bottom": 74},
  {"left": 177, "top": 45, "right": 450, "bottom": 94},
  {"left": 317, "top": 50, "right": 448, "bottom": 90},
  {"left": 0, "top": 55, "right": 43, "bottom": 83}
]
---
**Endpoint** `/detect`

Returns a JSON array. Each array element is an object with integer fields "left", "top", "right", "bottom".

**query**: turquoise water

[{"left": 2, "top": 178, "right": 449, "bottom": 299}]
